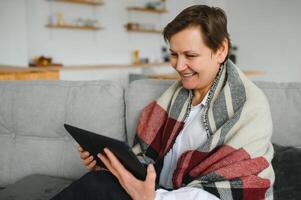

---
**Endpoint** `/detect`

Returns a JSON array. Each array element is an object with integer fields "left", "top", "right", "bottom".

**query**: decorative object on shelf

[
  {"left": 125, "top": 22, "right": 139, "bottom": 30},
  {"left": 46, "top": 23, "right": 102, "bottom": 30},
  {"left": 48, "top": 12, "right": 64, "bottom": 26},
  {"left": 132, "top": 49, "right": 140, "bottom": 64},
  {"left": 47, "top": 17, "right": 101, "bottom": 30},
  {"left": 125, "top": 22, "right": 161, "bottom": 33},
  {"left": 145, "top": 0, "right": 166, "bottom": 11},
  {"left": 57, "top": 12, "right": 64, "bottom": 25},
  {"left": 139, "top": 58, "right": 150, "bottom": 64},
  {"left": 131, "top": 49, "right": 151, "bottom": 65},
  {"left": 83, "top": 19, "right": 99, "bottom": 27},
  {"left": 127, "top": 6, "right": 167, "bottom": 13},
  {"left": 161, "top": 46, "right": 170, "bottom": 62},
  {"left": 29, "top": 55, "right": 63, "bottom": 67},
  {"left": 47, "top": 0, "right": 104, "bottom": 31}
]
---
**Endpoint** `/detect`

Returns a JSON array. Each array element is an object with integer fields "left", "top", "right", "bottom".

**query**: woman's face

[{"left": 169, "top": 26, "right": 226, "bottom": 91}]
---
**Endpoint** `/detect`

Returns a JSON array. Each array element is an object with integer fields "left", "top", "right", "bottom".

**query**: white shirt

[{"left": 155, "top": 95, "right": 219, "bottom": 200}]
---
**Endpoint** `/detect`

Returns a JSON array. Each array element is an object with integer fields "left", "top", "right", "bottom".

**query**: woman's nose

[{"left": 175, "top": 57, "right": 187, "bottom": 71}]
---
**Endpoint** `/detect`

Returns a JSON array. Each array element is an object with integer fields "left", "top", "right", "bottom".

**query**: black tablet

[{"left": 64, "top": 124, "right": 147, "bottom": 180}]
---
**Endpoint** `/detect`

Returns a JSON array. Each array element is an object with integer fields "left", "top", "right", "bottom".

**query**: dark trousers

[{"left": 51, "top": 170, "right": 132, "bottom": 200}]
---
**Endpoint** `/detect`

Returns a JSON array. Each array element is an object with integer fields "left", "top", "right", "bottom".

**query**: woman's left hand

[{"left": 98, "top": 148, "right": 156, "bottom": 200}]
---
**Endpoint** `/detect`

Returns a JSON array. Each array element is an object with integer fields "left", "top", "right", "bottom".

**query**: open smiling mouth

[{"left": 181, "top": 72, "right": 197, "bottom": 78}]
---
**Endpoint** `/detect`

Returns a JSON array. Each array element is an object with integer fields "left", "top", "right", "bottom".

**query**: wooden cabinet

[{"left": 0, "top": 68, "right": 59, "bottom": 80}]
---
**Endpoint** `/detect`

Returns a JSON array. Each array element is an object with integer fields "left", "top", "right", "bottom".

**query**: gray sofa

[{"left": 0, "top": 79, "right": 300, "bottom": 200}]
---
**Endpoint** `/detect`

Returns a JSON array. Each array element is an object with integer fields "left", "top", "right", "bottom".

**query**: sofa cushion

[
  {"left": 272, "top": 144, "right": 301, "bottom": 200},
  {"left": 255, "top": 82, "right": 301, "bottom": 147},
  {"left": 0, "top": 80, "right": 125, "bottom": 187},
  {"left": 0, "top": 174, "right": 72, "bottom": 200}
]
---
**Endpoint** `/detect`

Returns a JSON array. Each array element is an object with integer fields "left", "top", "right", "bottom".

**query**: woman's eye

[
  {"left": 186, "top": 54, "right": 197, "bottom": 58},
  {"left": 170, "top": 53, "right": 177, "bottom": 57}
]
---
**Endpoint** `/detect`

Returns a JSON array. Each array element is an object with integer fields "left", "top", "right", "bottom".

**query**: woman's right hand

[{"left": 78, "top": 145, "right": 101, "bottom": 171}]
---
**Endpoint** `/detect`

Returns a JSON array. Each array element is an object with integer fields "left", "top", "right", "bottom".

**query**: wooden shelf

[
  {"left": 0, "top": 63, "right": 170, "bottom": 73},
  {"left": 46, "top": 24, "right": 103, "bottom": 30},
  {"left": 126, "top": 27, "right": 162, "bottom": 34},
  {"left": 60, "top": 62, "right": 169, "bottom": 70},
  {"left": 51, "top": 0, "right": 104, "bottom": 6},
  {"left": 127, "top": 6, "right": 167, "bottom": 14}
]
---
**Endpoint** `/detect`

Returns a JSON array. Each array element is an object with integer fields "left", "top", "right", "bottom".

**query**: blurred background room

[{"left": 0, "top": 0, "right": 300, "bottom": 85}]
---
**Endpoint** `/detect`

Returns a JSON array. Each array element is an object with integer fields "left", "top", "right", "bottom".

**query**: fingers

[
  {"left": 84, "top": 157, "right": 96, "bottom": 170},
  {"left": 103, "top": 148, "right": 127, "bottom": 173},
  {"left": 77, "top": 146, "right": 97, "bottom": 170},
  {"left": 77, "top": 145, "right": 83, "bottom": 152},
  {"left": 98, "top": 149, "right": 156, "bottom": 200},
  {"left": 98, "top": 153, "right": 119, "bottom": 178},
  {"left": 84, "top": 155, "right": 101, "bottom": 171},
  {"left": 78, "top": 146, "right": 90, "bottom": 160},
  {"left": 79, "top": 150, "right": 90, "bottom": 159},
  {"left": 98, "top": 148, "right": 132, "bottom": 179},
  {"left": 83, "top": 155, "right": 93, "bottom": 165},
  {"left": 145, "top": 164, "right": 156, "bottom": 187}
]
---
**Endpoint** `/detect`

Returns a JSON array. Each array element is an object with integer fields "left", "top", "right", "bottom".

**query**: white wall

[{"left": 0, "top": 0, "right": 28, "bottom": 66}]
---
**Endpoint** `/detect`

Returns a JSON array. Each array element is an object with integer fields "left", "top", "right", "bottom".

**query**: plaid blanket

[{"left": 132, "top": 60, "right": 274, "bottom": 200}]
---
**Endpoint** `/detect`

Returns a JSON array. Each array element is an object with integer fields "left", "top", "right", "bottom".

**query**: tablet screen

[{"left": 64, "top": 124, "right": 147, "bottom": 180}]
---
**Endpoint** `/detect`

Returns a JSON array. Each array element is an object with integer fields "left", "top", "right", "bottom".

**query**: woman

[{"left": 52, "top": 5, "right": 274, "bottom": 200}]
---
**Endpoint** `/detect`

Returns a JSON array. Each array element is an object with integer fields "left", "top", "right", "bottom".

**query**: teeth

[{"left": 182, "top": 73, "right": 195, "bottom": 77}]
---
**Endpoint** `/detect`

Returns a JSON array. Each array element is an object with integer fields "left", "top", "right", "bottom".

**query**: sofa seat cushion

[
  {"left": 0, "top": 174, "right": 72, "bottom": 200},
  {"left": 272, "top": 143, "right": 301, "bottom": 200}
]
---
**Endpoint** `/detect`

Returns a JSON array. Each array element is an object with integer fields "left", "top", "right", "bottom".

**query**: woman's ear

[{"left": 217, "top": 38, "right": 229, "bottom": 63}]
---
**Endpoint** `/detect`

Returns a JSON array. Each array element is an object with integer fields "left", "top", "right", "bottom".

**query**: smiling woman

[{"left": 52, "top": 5, "right": 274, "bottom": 200}]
